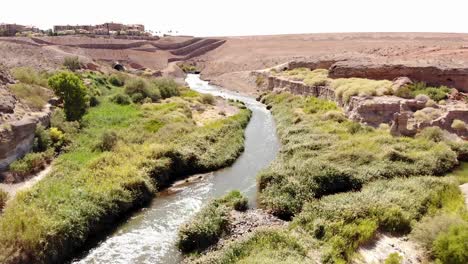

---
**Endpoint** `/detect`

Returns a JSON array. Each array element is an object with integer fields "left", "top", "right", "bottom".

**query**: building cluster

[
  {"left": 0, "top": 23, "right": 41, "bottom": 37},
  {"left": 53, "top": 23, "right": 149, "bottom": 36}
]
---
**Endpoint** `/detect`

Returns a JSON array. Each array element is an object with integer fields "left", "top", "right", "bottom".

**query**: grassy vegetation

[
  {"left": 11, "top": 67, "right": 50, "bottom": 87},
  {"left": 257, "top": 93, "right": 461, "bottom": 219},
  {"left": 406, "top": 82, "right": 451, "bottom": 101},
  {"left": 0, "top": 73, "right": 251, "bottom": 264},
  {"left": 0, "top": 190, "right": 7, "bottom": 212},
  {"left": 177, "top": 190, "right": 248, "bottom": 253},
  {"left": 190, "top": 228, "right": 311, "bottom": 264},
  {"left": 8, "top": 83, "right": 51, "bottom": 111},
  {"left": 275, "top": 69, "right": 452, "bottom": 103},
  {"left": 293, "top": 177, "right": 462, "bottom": 263}
]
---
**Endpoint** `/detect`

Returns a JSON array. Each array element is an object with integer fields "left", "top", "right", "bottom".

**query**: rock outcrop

[{"left": 0, "top": 66, "right": 53, "bottom": 172}]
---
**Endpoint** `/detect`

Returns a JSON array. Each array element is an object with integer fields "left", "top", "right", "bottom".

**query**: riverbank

[
  {"left": 74, "top": 74, "right": 280, "bottom": 263},
  {"left": 0, "top": 73, "right": 252, "bottom": 264},
  {"left": 187, "top": 92, "right": 467, "bottom": 263}
]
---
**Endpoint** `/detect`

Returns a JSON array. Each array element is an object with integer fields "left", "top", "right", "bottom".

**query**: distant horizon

[{"left": 2, "top": 0, "right": 468, "bottom": 37}]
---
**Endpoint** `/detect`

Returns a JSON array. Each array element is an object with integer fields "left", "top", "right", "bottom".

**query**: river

[{"left": 73, "top": 74, "right": 280, "bottom": 264}]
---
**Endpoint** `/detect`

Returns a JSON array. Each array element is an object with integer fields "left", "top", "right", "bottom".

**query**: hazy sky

[{"left": 2, "top": 0, "right": 467, "bottom": 36}]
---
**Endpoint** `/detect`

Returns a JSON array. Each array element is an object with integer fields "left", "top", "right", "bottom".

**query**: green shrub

[
  {"left": 0, "top": 190, "right": 7, "bottom": 211},
  {"left": 108, "top": 73, "right": 126, "bottom": 86},
  {"left": 385, "top": 253, "right": 403, "bottom": 264},
  {"left": 50, "top": 108, "right": 80, "bottom": 135},
  {"left": 125, "top": 77, "right": 161, "bottom": 102},
  {"left": 96, "top": 131, "right": 118, "bottom": 151},
  {"left": 378, "top": 206, "right": 411, "bottom": 234},
  {"left": 394, "top": 86, "right": 413, "bottom": 99},
  {"left": 407, "top": 82, "right": 451, "bottom": 101},
  {"left": 411, "top": 214, "right": 465, "bottom": 250},
  {"left": 433, "top": 224, "right": 468, "bottom": 264},
  {"left": 32, "top": 125, "right": 51, "bottom": 152},
  {"left": 451, "top": 119, "right": 466, "bottom": 131},
  {"left": 9, "top": 149, "right": 53, "bottom": 176},
  {"left": 200, "top": 93, "right": 216, "bottom": 105},
  {"left": 110, "top": 93, "right": 132, "bottom": 105},
  {"left": 177, "top": 190, "right": 249, "bottom": 253},
  {"left": 152, "top": 78, "right": 180, "bottom": 99},
  {"left": 416, "top": 127, "right": 445, "bottom": 142},
  {"left": 8, "top": 83, "right": 51, "bottom": 110},
  {"left": 62, "top": 56, "right": 82, "bottom": 71},
  {"left": 332, "top": 78, "right": 393, "bottom": 103},
  {"left": 131, "top": 92, "right": 144, "bottom": 103},
  {"left": 48, "top": 71, "right": 88, "bottom": 121},
  {"left": 89, "top": 96, "right": 100, "bottom": 107}
]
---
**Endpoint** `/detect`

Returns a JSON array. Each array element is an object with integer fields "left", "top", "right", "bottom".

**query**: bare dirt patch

[{"left": 192, "top": 98, "right": 239, "bottom": 126}]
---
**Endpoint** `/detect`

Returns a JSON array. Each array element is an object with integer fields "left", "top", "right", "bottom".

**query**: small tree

[{"left": 48, "top": 72, "right": 87, "bottom": 121}]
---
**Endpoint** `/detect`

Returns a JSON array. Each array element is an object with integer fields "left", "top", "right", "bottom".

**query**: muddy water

[{"left": 74, "top": 74, "right": 279, "bottom": 264}]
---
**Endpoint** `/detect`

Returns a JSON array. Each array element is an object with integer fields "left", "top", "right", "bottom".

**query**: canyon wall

[{"left": 329, "top": 61, "right": 468, "bottom": 93}]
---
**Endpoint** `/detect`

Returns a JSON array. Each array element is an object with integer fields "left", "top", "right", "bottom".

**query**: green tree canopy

[{"left": 48, "top": 72, "right": 87, "bottom": 121}]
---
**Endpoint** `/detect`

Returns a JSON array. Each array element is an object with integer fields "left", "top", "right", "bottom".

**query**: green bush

[
  {"left": 125, "top": 77, "right": 161, "bottom": 102},
  {"left": 152, "top": 78, "right": 180, "bottom": 99},
  {"left": 433, "top": 224, "right": 468, "bottom": 264},
  {"left": 50, "top": 108, "right": 80, "bottom": 135},
  {"left": 108, "top": 73, "right": 126, "bottom": 86},
  {"left": 385, "top": 253, "right": 403, "bottom": 264},
  {"left": 89, "top": 96, "right": 100, "bottom": 107},
  {"left": 32, "top": 125, "right": 51, "bottom": 152},
  {"left": 9, "top": 149, "right": 54, "bottom": 177},
  {"left": 405, "top": 82, "right": 451, "bottom": 101},
  {"left": 177, "top": 190, "right": 249, "bottom": 253},
  {"left": 110, "top": 93, "right": 132, "bottom": 105},
  {"left": 411, "top": 214, "right": 465, "bottom": 250},
  {"left": 200, "top": 93, "right": 216, "bottom": 105},
  {"left": 62, "top": 56, "right": 82, "bottom": 71},
  {"left": 131, "top": 92, "right": 144, "bottom": 103},
  {"left": 48, "top": 71, "right": 88, "bottom": 121},
  {"left": 96, "top": 131, "right": 118, "bottom": 151}
]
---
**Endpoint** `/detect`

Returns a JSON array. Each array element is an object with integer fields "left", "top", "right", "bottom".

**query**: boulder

[{"left": 391, "top": 76, "right": 413, "bottom": 93}]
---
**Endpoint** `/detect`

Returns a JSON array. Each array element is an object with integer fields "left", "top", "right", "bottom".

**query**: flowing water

[{"left": 74, "top": 74, "right": 280, "bottom": 264}]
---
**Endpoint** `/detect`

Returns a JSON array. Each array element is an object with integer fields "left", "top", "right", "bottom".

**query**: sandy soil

[
  {"left": 355, "top": 234, "right": 426, "bottom": 264},
  {"left": 193, "top": 33, "right": 468, "bottom": 94},
  {"left": 192, "top": 97, "right": 239, "bottom": 126}
]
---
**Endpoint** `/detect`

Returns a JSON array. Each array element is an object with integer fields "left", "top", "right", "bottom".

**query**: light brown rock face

[
  {"left": 329, "top": 61, "right": 468, "bottom": 93},
  {"left": 0, "top": 66, "right": 52, "bottom": 172}
]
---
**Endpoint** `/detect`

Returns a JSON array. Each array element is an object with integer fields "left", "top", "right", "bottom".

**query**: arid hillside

[
  {"left": 0, "top": 35, "right": 225, "bottom": 72},
  {"left": 191, "top": 33, "right": 468, "bottom": 93}
]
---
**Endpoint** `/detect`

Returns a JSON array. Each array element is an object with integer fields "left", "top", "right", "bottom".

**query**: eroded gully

[{"left": 73, "top": 74, "right": 280, "bottom": 264}]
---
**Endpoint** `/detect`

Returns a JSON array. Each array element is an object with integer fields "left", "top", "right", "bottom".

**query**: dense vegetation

[
  {"left": 257, "top": 93, "right": 461, "bottom": 219},
  {"left": 191, "top": 92, "right": 467, "bottom": 264},
  {"left": 178, "top": 190, "right": 248, "bottom": 253},
  {"left": 0, "top": 71, "right": 251, "bottom": 264}
]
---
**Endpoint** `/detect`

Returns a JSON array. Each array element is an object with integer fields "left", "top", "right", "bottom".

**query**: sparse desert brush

[
  {"left": 279, "top": 68, "right": 329, "bottom": 86},
  {"left": 62, "top": 56, "right": 82, "bottom": 71},
  {"left": 413, "top": 107, "right": 443, "bottom": 122},
  {"left": 451, "top": 119, "right": 466, "bottom": 131},
  {"left": 384, "top": 253, "right": 403, "bottom": 264},
  {"left": 8, "top": 83, "right": 52, "bottom": 110},
  {"left": 11, "top": 67, "right": 49, "bottom": 87},
  {"left": 331, "top": 78, "right": 393, "bottom": 103},
  {"left": 200, "top": 93, "right": 216, "bottom": 105},
  {"left": 108, "top": 73, "right": 126, "bottom": 86},
  {"left": 255, "top": 75, "right": 265, "bottom": 87}
]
